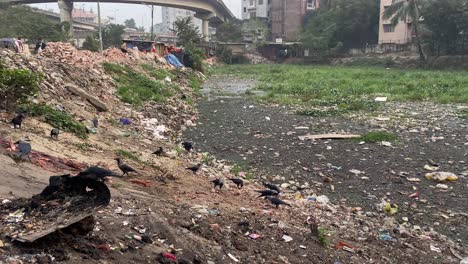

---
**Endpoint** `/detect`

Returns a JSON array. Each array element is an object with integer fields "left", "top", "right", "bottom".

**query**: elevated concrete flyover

[{"left": 5, "top": 0, "right": 235, "bottom": 39}]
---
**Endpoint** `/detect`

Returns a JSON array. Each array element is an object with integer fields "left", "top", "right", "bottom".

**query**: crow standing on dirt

[
  {"left": 263, "top": 182, "right": 281, "bottom": 193},
  {"left": 211, "top": 179, "right": 224, "bottom": 189},
  {"left": 256, "top": 190, "right": 279, "bottom": 199},
  {"left": 11, "top": 113, "right": 25, "bottom": 129},
  {"left": 115, "top": 158, "right": 137, "bottom": 176},
  {"left": 14, "top": 140, "right": 31, "bottom": 160},
  {"left": 152, "top": 147, "right": 164, "bottom": 156},
  {"left": 186, "top": 163, "right": 202, "bottom": 174},
  {"left": 50, "top": 128, "right": 60, "bottom": 139},
  {"left": 229, "top": 178, "right": 244, "bottom": 189},
  {"left": 182, "top": 141, "right": 193, "bottom": 152},
  {"left": 267, "top": 196, "right": 291, "bottom": 208}
]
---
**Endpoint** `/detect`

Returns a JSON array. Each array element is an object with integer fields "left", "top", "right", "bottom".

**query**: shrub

[
  {"left": 0, "top": 61, "right": 41, "bottom": 111},
  {"left": 19, "top": 104, "right": 88, "bottom": 139}
]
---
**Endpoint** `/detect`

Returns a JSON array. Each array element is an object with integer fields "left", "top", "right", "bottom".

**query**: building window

[
  {"left": 250, "top": 12, "right": 256, "bottom": 18},
  {"left": 259, "top": 0, "right": 263, "bottom": 4},
  {"left": 307, "top": 0, "right": 316, "bottom": 9},
  {"left": 250, "top": 0, "right": 254, "bottom": 6},
  {"left": 383, "top": 24, "right": 395, "bottom": 33},
  {"left": 244, "top": 7, "right": 247, "bottom": 12}
]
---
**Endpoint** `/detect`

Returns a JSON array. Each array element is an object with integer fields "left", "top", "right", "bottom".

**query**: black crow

[
  {"left": 11, "top": 113, "right": 25, "bottom": 129},
  {"left": 93, "top": 117, "right": 99, "bottom": 128},
  {"left": 152, "top": 147, "right": 164, "bottom": 156},
  {"left": 14, "top": 140, "right": 31, "bottom": 160},
  {"left": 50, "top": 128, "right": 60, "bottom": 139},
  {"left": 182, "top": 141, "right": 193, "bottom": 152},
  {"left": 229, "top": 178, "right": 244, "bottom": 189},
  {"left": 263, "top": 182, "right": 281, "bottom": 193},
  {"left": 255, "top": 189, "right": 279, "bottom": 198},
  {"left": 186, "top": 163, "right": 201, "bottom": 174},
  {"left": 211, "top": 179, "right": 224, "bottom": 189},
  {"left": 266, "top": 196, "right": 291, "bottom": 208},
  {"left": 115, "top": 158, "right": 137, "bottom": 176},
  {"left": 76, "top": 166, "right": 120, "bottom": 181}
]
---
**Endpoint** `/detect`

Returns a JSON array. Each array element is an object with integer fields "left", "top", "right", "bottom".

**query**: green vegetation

[
  {"left": 172, "top": 17, "right": 205, "bottom": 72},
  {"left": 188, "top": 73, "right": 202, "bottom": 92},
  {"left": 82, "top": 36, "right": 100, "bottom": 52},
  {"left": 317, "top": 227, "right": 331, "bottom": 247},
  {"left": 20, "top": 104, "right": 88, "bottom": 139},
  {"left": 115, "top": 149, "right": 140, "bottom": 162},
  {"left": 103, "top": 63, "right": 173, "bottom": 105},
  {"left": 214, "top": 65, "right": 468, "bottom": 104},
  {"left": 0, "top": 61, "right": 41, "bottom": 111},
  {"left": 0, "top": 6, "right": 69, "bottom": 41},
  {"left": 458, "top": 109, "right": 468, "bottom": 119},
  {"left": 359, "top": 131, "right": 397, "bottom": 143},
  {"left": 73, "top": 142, "right": 94, "bottom": 151},
  {"left": 140, "top": 64, "right": 175, "bottom": 80}
]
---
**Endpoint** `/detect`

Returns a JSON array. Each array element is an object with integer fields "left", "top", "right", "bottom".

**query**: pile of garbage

[
  {"left": 0, "top": 44, "right": 198, "bottom": 139},
  {"left": 245, "top": 52, "right": 272, "bottom": 64},
  {"left": 0, "top": 173, "right": 110, "bottom": 244}
]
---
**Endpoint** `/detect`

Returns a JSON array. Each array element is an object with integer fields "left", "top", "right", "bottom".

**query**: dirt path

[{"left": 184, "top": 75, "right": 468, "bottom": 245}]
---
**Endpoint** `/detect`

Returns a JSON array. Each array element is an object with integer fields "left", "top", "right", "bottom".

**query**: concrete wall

[
  {"left": 241, "top": 0, "right": 270, "bottom": 20},
  {"left": 378, "top": 0, "right": 412, "bottom": 44}
]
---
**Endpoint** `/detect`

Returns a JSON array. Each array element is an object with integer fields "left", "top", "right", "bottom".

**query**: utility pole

[
  {"left": 151, "top": 5, "right": 154, "bottom": 41},
  {"left": 97, "top": 0, "right": 103, "bottom": 53}
]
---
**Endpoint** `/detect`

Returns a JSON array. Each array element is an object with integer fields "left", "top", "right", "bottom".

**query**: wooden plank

[
  {"left": 15, "top": 212, "right": 94, "bottom": 243},
  {"left": 298, "top": 134, "right": 361, "bottom": 141}
]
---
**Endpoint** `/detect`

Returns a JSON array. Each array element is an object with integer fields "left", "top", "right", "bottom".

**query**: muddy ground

[{"left": 184, "top": 75, "right": 468, "bottom": 245}]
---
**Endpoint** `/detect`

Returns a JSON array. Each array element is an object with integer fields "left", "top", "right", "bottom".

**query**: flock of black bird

[{"left": 9, "top": 113, "right": 291, "bottom": 209}]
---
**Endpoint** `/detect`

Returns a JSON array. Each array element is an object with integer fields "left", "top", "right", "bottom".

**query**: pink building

[{"left": 378, "top": 0, "right": 413, "bottom": 44}]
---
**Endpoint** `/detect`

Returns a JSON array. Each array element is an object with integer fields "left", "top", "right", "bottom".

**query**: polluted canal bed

[{"left": 183, "top": 75, "right": 468, "bottom": 245}]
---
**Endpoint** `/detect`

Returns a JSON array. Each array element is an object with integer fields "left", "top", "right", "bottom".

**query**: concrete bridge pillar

[
  {"left": 202, "top": 19, "right": 209, "bottom": 42},
  {"left": 58, "top": 0, "right": 74, "bottom": 37}
]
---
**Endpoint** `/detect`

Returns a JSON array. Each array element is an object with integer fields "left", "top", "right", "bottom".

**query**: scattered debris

[{"left": 298, "top": 134, "right": 360, "bottom": 141}]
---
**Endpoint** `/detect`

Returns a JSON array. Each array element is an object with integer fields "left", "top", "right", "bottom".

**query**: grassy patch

[
  {"left": 73, "top": 142, "right": 93, "bottom": 151},
  {"left": 19, "top": 104, "right": 88, "bottom": 139},
  {"left": 189, "top": 73, "right": 202, "bottom": 91},
  {"left": 202, "top": 153, "right": 215, "bottom": 164},
  {"left": 214, "top": 65, "right": 468, "bottom": 104},
  {"left": 318, "top": 227, "right": 330, "bottom": 247},
  {"left": 114, "top": 149, "right": 140, "bottom": 162},
  {"left": 359, "top": 131, "right": 397, "bottom": 143},
  {"left": 140, "top": 64, "right": 175, "bottom": 80},
  {"left": 103, "top": 63, "right": 173, "bottom": 105}
]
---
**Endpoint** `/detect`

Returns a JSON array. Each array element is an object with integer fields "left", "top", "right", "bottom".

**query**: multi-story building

[
  {"left": 241, "top": 0, "right": 271, "bottom": 20},
  {"left": 160, "top": 7, "right": 203, "bottom": 34},
  {"left": 378, "top": 0, "right": 413, "bottom": 44},
  {"left": 270, "top": 0, "right": 318, "bottom": 42}
]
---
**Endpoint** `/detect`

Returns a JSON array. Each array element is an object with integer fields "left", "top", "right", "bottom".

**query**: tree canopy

[
  {"left": 0, "top": 6, "right": 68, "bottom": 41},
  {"left": 124, "top": 18, "right": 137, "bottom": 29},
  {"left": 301, "top": 0, "right": 379, "bottom": 54},
  {"left": 102, "top": 24, "right": 125, "bottom": 48}
]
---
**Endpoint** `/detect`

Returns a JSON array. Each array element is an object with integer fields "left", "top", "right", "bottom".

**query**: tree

[
  {"left": 124, "top": 18, "right": 137, "bottom": 29},
  {"left": 102, "top": 24, "right": 125, "bottom": 48},
  {"left": 137, "top": 26, "right": 145, "bottom": 32},
  {"left": 171, "top": 17, "right": 204, "bottom": 71},
  {"left": 384, "top": 0, "right": 426, "bottom": 61},
  {"left": 0, "top": 6, "right": 68, "bottom": 41},
  {"left": 423, "top": 0, "right": 468, "bottom": 55},
  {"left": 215, "top": 20, "right": 243, "bottom": 42},
  {"left": 301, "top": 0, "right": 379, "bottom": 55},
  {"left": 172, "top": 17, "right": 202, "bottom": 47},
  {"left": 82, "top": 35, "right": 99, "bottom": 52}
]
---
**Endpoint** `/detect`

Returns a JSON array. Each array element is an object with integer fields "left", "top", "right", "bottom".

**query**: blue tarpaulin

[{"left": 165, "top": 54, "right": 184, "bottom": 68}]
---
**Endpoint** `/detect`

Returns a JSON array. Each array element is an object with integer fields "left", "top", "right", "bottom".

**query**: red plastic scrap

[
  {"left": 130, "top": 179, "right": 155, "bottom": 187},
  {"left": 335, "top": 241, "right": 356, "bottom": 252},
  {"left": 95, "top": 244, "right": 110, "bottom": 252},
  {"left": 162, "top": 252, "right": 177, "bottom": 261},
  {"left": 408, "top": 192, "right": 420, "bottom": 198}
]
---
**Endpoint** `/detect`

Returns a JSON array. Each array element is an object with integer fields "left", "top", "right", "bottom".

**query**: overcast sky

[{"left": 30, "top": 0, "right": 241, "bottom": 30}]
